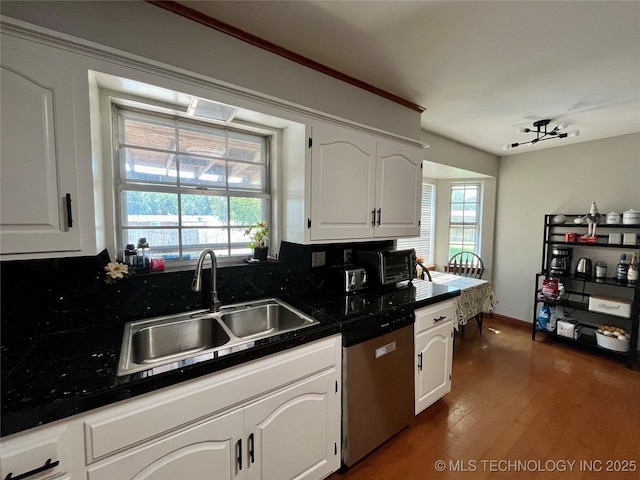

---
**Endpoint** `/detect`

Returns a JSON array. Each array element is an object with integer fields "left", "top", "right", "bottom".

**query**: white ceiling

[{"left": 172, "top": 0, "right": 640, "bottom": 157}]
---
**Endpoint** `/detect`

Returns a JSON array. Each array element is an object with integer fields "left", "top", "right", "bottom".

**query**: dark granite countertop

[{"left": 1, "top": 279, "right": 458, "bottom": 437}]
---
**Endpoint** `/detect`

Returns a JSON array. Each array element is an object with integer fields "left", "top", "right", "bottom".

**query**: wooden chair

[
  {"left": 447, "top": 251, "right": 484, "bottom": 279},
  {"left": 447, "top": 251, "right": 485, "bottom": 333}
]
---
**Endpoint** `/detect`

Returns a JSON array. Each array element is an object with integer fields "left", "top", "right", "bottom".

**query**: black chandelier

[{"left": 503, "top": 119, "right": 579, "bottom": 150}]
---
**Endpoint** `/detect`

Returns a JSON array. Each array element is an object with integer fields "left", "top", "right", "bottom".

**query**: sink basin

[
  {"left": 221, "top": 301, "right": 313, "bottom": 338},
  {"left": 116, "top": 299, "right": 320, "bottom": 376},
  {"left": 131, "top": 316, "right": 230, "bottom": 364}
]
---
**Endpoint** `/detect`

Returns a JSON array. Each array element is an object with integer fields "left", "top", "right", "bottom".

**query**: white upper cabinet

[
  {"left": 309, "top": 123, "right": 377, "bottom": 240},
  {"left": 0, "top": 32, "right": 101, "bottom": 260},
  {"left": 1, "top": 22, "right": 424, "bottom": 256},
  {"left": 374, "top": 141, "right": 422, "bottom": 238},
  {"left": 1, "top": 34, "right": 82, "bottom": 255},
  {"left": 285, "top": 121, "right": 423, "bottom": 244}
]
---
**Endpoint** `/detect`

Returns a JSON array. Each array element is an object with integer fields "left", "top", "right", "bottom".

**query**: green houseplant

[{"left": 244, "top": 220, "right": 269, "bottom": 261}]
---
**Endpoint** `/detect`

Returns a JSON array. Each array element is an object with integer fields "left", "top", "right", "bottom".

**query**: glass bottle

[
  {"left": 616, "top": 253, "right": 628, "bottom": 282},
  {"left": 137, "top": 237, "right": 150, "bottom": 268},
  {"left": 124, "top": 243, "right": 137, "bottom": 266},
  {"left": 627, "top": 253, "right": 639, "bottom": 282}
]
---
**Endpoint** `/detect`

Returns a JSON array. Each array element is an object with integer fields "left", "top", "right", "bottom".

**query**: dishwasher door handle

[{"left": 375, "top": 341, "right": 397, "bottom": 358}]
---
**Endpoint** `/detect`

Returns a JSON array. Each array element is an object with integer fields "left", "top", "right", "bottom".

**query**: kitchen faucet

[{"left": 191, "top": 248, "right": 222, "bottom": 312}]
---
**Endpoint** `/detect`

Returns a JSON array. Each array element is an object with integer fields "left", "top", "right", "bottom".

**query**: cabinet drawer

[
  {"left": 84, "top": 335, "right": 340, "bottom": 462},
  {"left": 415, "top": 300, "right": 456, "bottom": 334},
  {"left": 0, "top": 424, "right": 69, "bottom": 480}
]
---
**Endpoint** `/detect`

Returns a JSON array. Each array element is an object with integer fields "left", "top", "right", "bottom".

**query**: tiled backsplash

[{"left": 0, "top": 241, "right": 393, "bottom": 343}]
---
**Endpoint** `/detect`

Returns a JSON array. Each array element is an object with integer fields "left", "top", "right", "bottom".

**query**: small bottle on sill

[
  {"left": 124, "top": 244, "right": 137, "bottom": 267},
  {"left": 137, "top": 237, "right": 150, "bottom": 269}
]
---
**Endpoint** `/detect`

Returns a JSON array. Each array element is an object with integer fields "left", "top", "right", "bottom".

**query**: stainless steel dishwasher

[{"left": 342, "top": 310, "right": 414, "bottom": 467}]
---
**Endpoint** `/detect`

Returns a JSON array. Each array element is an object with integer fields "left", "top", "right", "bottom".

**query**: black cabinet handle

[
  {"left": 249, "top": 433, "right": 255, "bottom": 464},
  {"left": 417, "top": 352, "right": 423, "bottom": 371},
  {"left": 237, "top": 438, "right": 242, "bottom": 471},
  {"left": 371, "top": 209, "right": 376, "bottom": 227},
  {"left": 65, "top": 193, "right": 73, "bottom": 228},
  {"left": 434, "top": 315, "right": 447, "bottom": 322},
  {"left": 4, "top": 458, "right": 59, "bottom": 480},
  {"left": 376, "top": 208, "right": 381, "bottom": 226}
]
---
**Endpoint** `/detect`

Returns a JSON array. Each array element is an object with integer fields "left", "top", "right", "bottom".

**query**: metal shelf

[
  {"left": 534, "top": 325, "right": 633, "bottom": 358},
  {"left": 534, "top": 214, "right": 640, "bottom": 369}
]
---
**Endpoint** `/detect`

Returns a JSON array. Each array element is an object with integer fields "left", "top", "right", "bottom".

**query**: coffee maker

[{"left": 549, "top": 247, "right": 571, "bottom": 276}]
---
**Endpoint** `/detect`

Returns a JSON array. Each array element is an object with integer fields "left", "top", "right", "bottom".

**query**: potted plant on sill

[{"left": 244, "top": 220, "right": 269, "bottom": 261}]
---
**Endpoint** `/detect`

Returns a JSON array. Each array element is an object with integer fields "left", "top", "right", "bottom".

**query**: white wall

[
  {"left": 0, "top": 0, "right": 420, "bottom": 139},
  {"left": 493, "top": 133, "right": 640, "bottom": 322},
  {"left": 420, "top": 131, "right": 499, "bottom": 281}
]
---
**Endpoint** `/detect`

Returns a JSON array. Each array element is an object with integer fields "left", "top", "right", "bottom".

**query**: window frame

[
  {"left": 112, "top": 105, "right": 274, "bottom": 267},
  {"left": 448, "top": 182, "right": 483, "bottom": 260}
]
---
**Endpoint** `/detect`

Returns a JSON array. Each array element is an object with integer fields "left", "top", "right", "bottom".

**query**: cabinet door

[
  {"left": 87, "top": 409, "right": 245, "bottom": 480},
  {"left": 0, "top": 34, "right": 81, "bottom": 255},
  {"left": 309, "top": 123, "right": 376, "bottom": 240},
  {"left": 374, "top": 141, "right": 422, "bottom": 238},
  {"left": 415, "top": 320, "right": 453, "bottom": 415},
  {"left": 0, "top": 423, "right": 71, "bottom": 480},
  {"left": 244, "top": 370, "right": 340, "bottom": 480}
]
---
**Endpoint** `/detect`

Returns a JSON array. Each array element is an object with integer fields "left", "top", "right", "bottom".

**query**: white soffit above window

[
  {"left": 423, "top": 161, "right": 492, "bottom": 180},
  {"left": 90, "top": 71, "right": 297, "bottom": 130}
]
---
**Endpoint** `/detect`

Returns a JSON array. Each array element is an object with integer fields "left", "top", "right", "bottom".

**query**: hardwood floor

[{"left": 330, "top": 317, "right": 640, "bottom": 480}]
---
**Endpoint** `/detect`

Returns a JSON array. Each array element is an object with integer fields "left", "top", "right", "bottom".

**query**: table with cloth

[{"left": 428, "top": 271, "right": 498, "bottom": 331}]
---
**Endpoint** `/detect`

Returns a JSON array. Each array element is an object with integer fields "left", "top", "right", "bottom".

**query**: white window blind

[{"left": 397, "top": 180, "right": 435, "bottom": 264}]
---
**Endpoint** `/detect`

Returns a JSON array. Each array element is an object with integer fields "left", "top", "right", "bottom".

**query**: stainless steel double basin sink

[{"left": 116, "top": 298, "right": 319, "bottom": 376}]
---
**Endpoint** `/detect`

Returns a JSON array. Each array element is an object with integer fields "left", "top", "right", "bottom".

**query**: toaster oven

[{"left": 357, "top": 249, "right": 416, "bottom": 285}]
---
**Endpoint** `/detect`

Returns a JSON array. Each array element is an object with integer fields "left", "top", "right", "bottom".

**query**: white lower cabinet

[
  {"left": 1, "top": 335, "right": 341, "bottom": 480},
  {"left": 0, "top": 423, "right": 72, "bottom": 480},
  {"left": 87, "top": 409, "right": 243, "bottom": 480},
  {"left": 245, "top": 370, "right": 339, "bottom": 480},
  {"left": 414, "top": 300, "right": 455, "bottom": 415},
  {"left": 85, "top": 335, "right": 341, "bottom": 480}
]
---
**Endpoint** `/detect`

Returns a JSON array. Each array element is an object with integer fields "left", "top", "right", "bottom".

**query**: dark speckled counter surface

[{"left": 1, "top": 279, "right": 458, "bottom": 437}]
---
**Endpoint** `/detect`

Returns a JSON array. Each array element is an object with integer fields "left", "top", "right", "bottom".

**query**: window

[
  {"left": 448, "top": 183, "right": 482, "bottom": 259},
  {"left": 115, "top": 107, "right": 270, "bottom": 262},
  {"left": 397, "top": 179, "right": 435, "bottom": 264}
]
